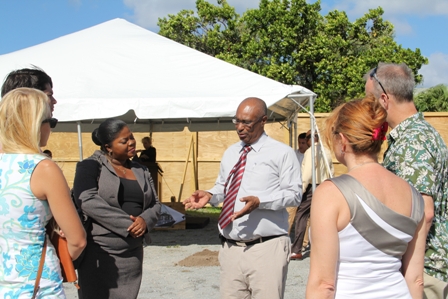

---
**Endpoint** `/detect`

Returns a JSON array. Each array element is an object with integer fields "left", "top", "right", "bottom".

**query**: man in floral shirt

[{"left": 365, "top": 62, "right": 448, "bottom": 298}]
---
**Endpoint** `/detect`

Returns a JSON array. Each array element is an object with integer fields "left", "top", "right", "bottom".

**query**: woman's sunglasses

[{"left": 42, "top": 117, "right": 58, "bottom": 129}]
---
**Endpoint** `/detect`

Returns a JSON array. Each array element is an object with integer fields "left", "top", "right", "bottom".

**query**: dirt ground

[
  {"left": 176, "top": 248, "right": 219, "bottom": 267},
  {"left": 64, "top": 216, "right": 309, "bottom": 299}
]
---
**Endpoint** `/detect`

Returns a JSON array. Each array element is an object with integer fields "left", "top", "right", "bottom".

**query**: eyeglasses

[
  {"left": 370, "top": 67, "right": 388, "bottom": 97},
  {"left": 232, "top": 116, "right": 265, "bottom": 127},
  {"left": 42, "top": 117, "right": 58, "bottom": 128}
]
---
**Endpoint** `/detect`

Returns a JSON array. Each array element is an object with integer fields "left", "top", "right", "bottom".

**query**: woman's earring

[{"left": 108, "top": 151, "right": 113, "bottom": 157}]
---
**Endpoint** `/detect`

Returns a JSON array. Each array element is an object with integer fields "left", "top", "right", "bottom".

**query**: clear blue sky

[{"left": 1, "top": 0, "right": 447, "bottom": 87}]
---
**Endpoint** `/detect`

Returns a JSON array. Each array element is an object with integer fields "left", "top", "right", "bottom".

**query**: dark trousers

[{"left": 291, "top": 185, "right": 314, "bottom": 253}]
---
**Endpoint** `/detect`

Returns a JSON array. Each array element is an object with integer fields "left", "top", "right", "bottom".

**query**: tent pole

[
  {"left": 193, "top": 132, "right": 199, "bottom": 190},
  {"left": 293, "top": 119, "right": 297, "bottom": 150},
  {"left": 288, "top": 119, "right": 293, "bottom": 147},
  {"left": 77, "top": 121, "right": 83, "bottom": 161},
  {"left": 310, "top": 95, "right": 316, "bottom": 193},
  {"left": 178, "top": 135, "right": 194, "bottom": 202},
  {"left": 290, "top": 95, "right": 333, "bottom": 184}
]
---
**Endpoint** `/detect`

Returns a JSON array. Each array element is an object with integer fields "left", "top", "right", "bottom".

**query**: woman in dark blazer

[{"left": 73, "top": 119, "right": 161, "bottom": 299}]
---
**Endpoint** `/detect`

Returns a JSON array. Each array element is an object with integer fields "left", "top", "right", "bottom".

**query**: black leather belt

[{"left": 219, "top": 234, "right": 286, "bottom": 247}]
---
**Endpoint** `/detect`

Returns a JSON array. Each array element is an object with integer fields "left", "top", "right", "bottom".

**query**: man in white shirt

[
  {"left": 295, "top": 132, "right": 309, "bottom": 165},
  {"left": 287, "top": 132, "right": 309, "bottom": 232},
  {"left": 184, "top": 97, "right": 302, "bottom": 299},
  {"left": 291, "top": 131, "right": 333, "bottom": 260}
]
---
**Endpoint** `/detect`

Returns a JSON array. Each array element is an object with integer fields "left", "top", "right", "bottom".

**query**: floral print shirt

[
  {"left": 383, "top": 113, "right": 448, "bottom": 282},
  {"left": 0, "top": 154, "right": 65, "bottom": 298}
]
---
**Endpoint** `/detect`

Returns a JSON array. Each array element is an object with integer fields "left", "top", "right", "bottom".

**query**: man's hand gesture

[
  {"left": 183, "top": 190, "right": 212, "bottom": 210},
  {"left": 231, "top": 196, "right": 260, "bottom": 221}
]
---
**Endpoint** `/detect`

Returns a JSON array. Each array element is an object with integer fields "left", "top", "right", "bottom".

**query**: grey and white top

[{"left": 330, "top": 174, "right": 424, "bottom": 299}]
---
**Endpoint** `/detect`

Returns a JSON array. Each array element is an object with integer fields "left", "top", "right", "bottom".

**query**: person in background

[
  {"left": 296, "top": 132, "right": 309, "bottom": 165},
  {"left": 306, "top": 95, "right": 426, "bottom": 298},
  {"left": 291, "top": 130, "right": 333, "bottom": 260},
  {"left": 73, "top": 118, "right": 161, "bottom": 299},
  {"left": 184, "top": 97, "right": 302, "bottom": 299},
  {"left": 134, "top": 136, "right": 156, "bottom": 163},
  {"left": 0, "top": 88, "right": 86, "bottom": 298},
  {"left": 365, "top": 63, "right": 448, "bottom": 298},
  {"left": 43, "top": 149, "right": 53, "bottom": 158},
  {"left": 287, "top": 132, "right": 309, "bottom": 233},
  {"left": 1, "top": 67, "right": 57, "bottom": 114}
]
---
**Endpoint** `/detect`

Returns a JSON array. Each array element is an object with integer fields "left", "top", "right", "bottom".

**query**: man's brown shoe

[{"left": 290, "top": 253, "right": 303, "bottom": 260}]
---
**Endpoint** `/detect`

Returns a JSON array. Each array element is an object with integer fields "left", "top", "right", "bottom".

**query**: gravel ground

[{"left": 64, "top": 217, "right": 309, "bottom": 299}]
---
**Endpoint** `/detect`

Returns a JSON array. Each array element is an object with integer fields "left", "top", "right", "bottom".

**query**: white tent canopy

[
  {"left": 0, "top": 18, "right": 316, "bottom": 133},
  {"left": 0, "top": 18, "right": 327, "bottom": 189}
]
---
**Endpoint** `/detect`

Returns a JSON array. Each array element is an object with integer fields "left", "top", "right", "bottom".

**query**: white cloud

[
  {"left": 330, "top": 0, "right": 448, "bottom": 37},
  {"left": 68, "top": 0, "right": 82, "bottom": 8},
  {"left": 123, "top": 0, "right": 197, "bottom": 30},
  {"left": 227, "top": 0, "right": 260, "bottom": 13},
  {"left": 418, "top": 52, "right": 448, "bottom": 87},
  {"left": 123, "top": 0, "right": 259, "bottom": 31},
  {"left": 387, "top": 17, "right": 413, "bottom": 36},
  {"left": 332, "top": 0, "right": 448, "bottom": 17}
]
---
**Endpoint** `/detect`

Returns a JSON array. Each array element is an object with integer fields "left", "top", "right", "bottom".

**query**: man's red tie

[{"left": 218, "top": 145, "right": 252, "bottom": 229}]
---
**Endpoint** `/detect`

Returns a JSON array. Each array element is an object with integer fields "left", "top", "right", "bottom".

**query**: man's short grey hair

[{"left": 365, "top": 62, "right": 415, "bottom": 103}]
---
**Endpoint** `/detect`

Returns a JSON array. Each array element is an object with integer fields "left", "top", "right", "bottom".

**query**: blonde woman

[
  {"left": 306, "top": 95, "right": 426, "bottom": 298},
  {"left": 0, "top": 88, "right": 86, "bottom": 298}
]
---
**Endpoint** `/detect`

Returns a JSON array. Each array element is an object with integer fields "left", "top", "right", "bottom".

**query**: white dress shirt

[
  {"left": 208, "top": 133, "right": 302, "bottom": 241},
  {"left": 296, "top": 150, "right": 305, "bottom": 166}
]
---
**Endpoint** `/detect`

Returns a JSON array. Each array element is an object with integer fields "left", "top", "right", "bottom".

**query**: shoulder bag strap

[{"left": 32, "top": 238, "right": 47, "bottom": 299}]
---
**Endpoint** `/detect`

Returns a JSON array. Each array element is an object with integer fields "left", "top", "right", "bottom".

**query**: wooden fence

[{"left": 46, "top": 112, "right": 448, "bottom": 202}]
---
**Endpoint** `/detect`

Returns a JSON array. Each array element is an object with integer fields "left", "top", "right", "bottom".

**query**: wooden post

[
  {"left": 193, "top": 132, "right": 199, "bottom": 190},
  {"left": 178, "top": 135, "right": 194, "bottom": 202}
]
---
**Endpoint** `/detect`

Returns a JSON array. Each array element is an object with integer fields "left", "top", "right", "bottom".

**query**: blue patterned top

[
  {"left": 0, "top": 154, "right": 65, "bottom": 298},
  {"left": 383, "top": 113, "right": 448, "bottom": 282}
]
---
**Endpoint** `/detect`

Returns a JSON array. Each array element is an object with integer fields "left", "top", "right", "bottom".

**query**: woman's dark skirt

[{"left": 77, "top": 234, "right": 144, "bottom": 299}]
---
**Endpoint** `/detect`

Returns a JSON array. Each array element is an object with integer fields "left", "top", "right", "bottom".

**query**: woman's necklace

[
  {"left": 111, "top": 162, "right": 127, "bottom": 175},
  {"left": 348, "top": 161, "right": 377, "bottom": 172}
]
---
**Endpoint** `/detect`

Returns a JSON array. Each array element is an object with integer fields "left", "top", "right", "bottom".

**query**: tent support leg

[
  {"left": 192, "top": 132, "right": 198, "bottom": 191},
  {"left": 178, "top": 134, "right": 194, "bottom": 202},
  {"left": 293, "top": 119, "right": 297, "bottom": 150},
  {"left": 77, "top": 121, "right": 83, "bottom": 161}
]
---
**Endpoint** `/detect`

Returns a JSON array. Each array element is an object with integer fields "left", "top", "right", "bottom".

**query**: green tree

[
  {"left": 158, "top": 0, "right": 240, "bottom": 57},
  {"left": 158, "top": 0, "right": 428, "bottom": 112},
  {"left": 415, "top": 84, "right": 448, "bottom": 112}
]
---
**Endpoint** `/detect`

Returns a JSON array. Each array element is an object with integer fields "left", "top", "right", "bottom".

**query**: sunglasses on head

[
  {"left": 370, "top": 67, "right": 389, "bottom": 97},
  {"left": 42, "top": 117, "right": 58, "bottom": 129}
]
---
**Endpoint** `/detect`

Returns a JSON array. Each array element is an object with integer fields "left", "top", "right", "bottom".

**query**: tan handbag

[{"left": 47, "top": 219, "right": 80, "bottom": 289}]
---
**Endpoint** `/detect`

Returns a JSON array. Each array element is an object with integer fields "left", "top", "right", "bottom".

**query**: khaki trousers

[
  {"left": 423, "top": 272, "right": 448, "bottom": 299},
  {"left": 302, "top": 217, "right": 310, "bottom": 248},
  {"left": 286, "top": 206, "right": 297, "bottom": 234},
  {"left": 219, "top": 235, "right": 290, "bottom": 299}
]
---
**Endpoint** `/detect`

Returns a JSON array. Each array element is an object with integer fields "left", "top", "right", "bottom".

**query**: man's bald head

[
  {"left": 238, "top": 97, "right": 268, "bottom": 119},
  {"left": 234, "top": 97, "right": 268, "bottom": 144}
]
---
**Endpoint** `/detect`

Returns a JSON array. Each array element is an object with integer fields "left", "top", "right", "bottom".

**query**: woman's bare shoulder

[
  {"left": 313, "top": 180, "right": 345, "bottom": 204},
  {"left": 315, "top": 179, "right": 340, "bottom": 194}
]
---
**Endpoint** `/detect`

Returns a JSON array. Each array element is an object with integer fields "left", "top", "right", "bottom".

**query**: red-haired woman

[{"left": 306, "top": 95, "right": 426, "bottom": 299}]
